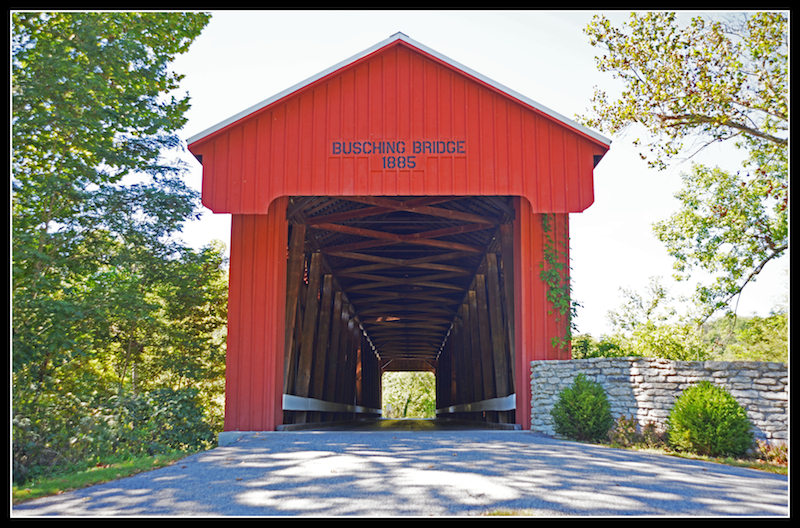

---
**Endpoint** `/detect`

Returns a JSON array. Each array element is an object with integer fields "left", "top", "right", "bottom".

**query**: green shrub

[
  {"left": 12, "top": 386, "right": 215, "bottom": 484},
  {"left": 666, "top": 381, "right": 754, "bottom": 457},
  {"left": 551, "top": 374, "right": 614, "bottom": 442},
  {"left": 112, "top": 388, "right": 216, "bottom": 453}
]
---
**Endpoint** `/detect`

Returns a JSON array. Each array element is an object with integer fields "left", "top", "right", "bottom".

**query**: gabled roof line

[{"left": 186, "top": 32, "right": 611, "bottom": 147}]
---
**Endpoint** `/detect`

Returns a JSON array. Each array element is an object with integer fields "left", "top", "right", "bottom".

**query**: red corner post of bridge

[{"left": 186, "top": 32, "right": 610, "bottom": 434}]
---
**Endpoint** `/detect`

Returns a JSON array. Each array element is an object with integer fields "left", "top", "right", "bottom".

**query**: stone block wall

[{"left": 530, "top": 357, "right": 787, "bottom": 444}]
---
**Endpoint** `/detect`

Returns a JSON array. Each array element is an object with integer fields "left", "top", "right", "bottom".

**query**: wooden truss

[{"left": 282, "top": 196, "right": 517, "bottom": 424}]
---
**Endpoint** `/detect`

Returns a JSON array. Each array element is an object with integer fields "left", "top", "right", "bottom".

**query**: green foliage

[
  {"left": 12, "top": 12, "right": 212, "bottom": 377},
  {"left": 12, "top": 385, "right": 215, "bottom": 484},
  {"left": 601, "top": 277, "right": 713, "bottom": 361},
  {"left": 382, "top": 372, "right": 436, "bottom": 418},
  {"left": 666, "top": 381, "right": 754, "bottom": 457},
  {"left": 581, "top": 277, "right": 786, "bottom": 362},
  {"left": 652, "top": 163, "right": 787, "bottom": 320},
  {"left": 606, "top": 276, "right": 676, "bottom": 334},
  {"left": 11, "top": 242, "right": 228, "bottom": 484},
  {"left": 13, "top": 12, "right": 212, "bottom": 181},
  {"left": 11, "top": 12, "right": 221, "bottom": 485},
  {"left": 112, "top": 388, "right": 216, "bottom": 452},
  {"left": 626, "top": 321, "right": 712, "bottom": 361},
  {"left": 550, "top": 374, "right": 614, "bottom": 443},
  {"left": 702, "top": 311, "right": 787, "bottom": 363},
  {"left": 571, "top": 334, "right": 627, "bottom": 359},
  {"left": 581, "top": 12, "right": 787, "bottom": 170},
  {"left": 539, "top": 213, "right": 580, "bottom": 351},
  {"left": 576, "top": 311, "right": 787, "bottom": 363},
  {"left": 724, "top": 312, "right": 787, "bottom": 362},
  {"left": 581, "top": 12, "right": 788, "bottom": 320}
]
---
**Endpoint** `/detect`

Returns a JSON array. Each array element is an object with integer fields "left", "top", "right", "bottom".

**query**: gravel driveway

[{"left": 12, "top": 428, "right": 788, "bottom": 517}]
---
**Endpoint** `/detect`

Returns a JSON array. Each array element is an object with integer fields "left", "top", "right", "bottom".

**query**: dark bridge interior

[{"left": 282, "top": 196, "right": 517, "bottom": 428}]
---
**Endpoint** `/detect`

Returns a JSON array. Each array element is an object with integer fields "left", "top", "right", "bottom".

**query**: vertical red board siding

[
  {"left": 508, "top": 105, "right": 524, "bottom": 194},
  {"left": 298, "top": 93, "right": 314, "bottom": 196},
  {"left": 326, "top": 77, "right": 341, "bottom": 195},
  {"left": 190, "top": 41, "right": 605, "bottom": 214},
  {"left": 269, "top": 105, "right": 286, "bottom": 201},
  {"left": 479, "top": 89, "right": 495, "bottom": 196},
  {"left": 242, "top": 119, "right": 258, "bottom": 213},
  {"left": 284, "top": 97, "right": 301, "bottom": 197},
  {"left": 564, "top": 132, "right": 579, "bottom": 212},
  {"left": 513, "top": 197, "right": 570, "bottom": 429},
  {"left": 227, "top": 126, "right": 243, "bottom": 214},
  {"left": 224, "top": 198, "right": 288, "bottom": 432}
]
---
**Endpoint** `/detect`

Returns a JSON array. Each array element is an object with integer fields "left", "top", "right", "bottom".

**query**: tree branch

[
  {"left": 655, "top": 113, "right": 787, "bottom": 145},
  {"left": 699, "top": 243, "right": 788, "bottom": 325}
]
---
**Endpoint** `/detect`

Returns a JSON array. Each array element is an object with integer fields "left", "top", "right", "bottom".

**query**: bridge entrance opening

[
  {"left": 281, "top": 196, "right": 518, "bottom": 429},
  {"left": 381, "top": 371, "right": 436, "bottom": 419}
]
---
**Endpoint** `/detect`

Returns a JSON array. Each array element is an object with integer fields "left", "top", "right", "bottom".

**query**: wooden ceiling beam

[{"left": 342, "top": 196, "right": 499, "bottom": 225}]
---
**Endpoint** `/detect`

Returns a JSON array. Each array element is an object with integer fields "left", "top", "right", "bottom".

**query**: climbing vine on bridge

[{"left": 539, "top": 213, "right": 580, "bottom": 352}]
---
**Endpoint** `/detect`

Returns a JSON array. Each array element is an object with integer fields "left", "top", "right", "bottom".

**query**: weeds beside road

[{"left": 12, "top": 451, "right": 193, "bottom": 505}]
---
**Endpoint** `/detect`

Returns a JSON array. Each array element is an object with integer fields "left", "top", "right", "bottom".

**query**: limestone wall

[{"left": 530, "top": 357, "right": 787, "bottom": 444}]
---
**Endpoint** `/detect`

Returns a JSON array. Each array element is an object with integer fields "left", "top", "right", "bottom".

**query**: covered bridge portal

[{"left": 187, "top": 33, "right": 609, "bottom": 433}]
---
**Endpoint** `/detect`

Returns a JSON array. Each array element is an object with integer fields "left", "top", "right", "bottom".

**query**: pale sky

[{"left": 170, "top": 10, "right": 788, "bottom": 337}]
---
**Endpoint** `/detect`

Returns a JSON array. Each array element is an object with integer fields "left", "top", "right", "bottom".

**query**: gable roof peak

[{"left": 187, "top": 32, "right": 610, "bottom": 147}]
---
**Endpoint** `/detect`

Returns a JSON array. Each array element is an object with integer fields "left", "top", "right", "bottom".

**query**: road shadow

[{"left": 12, "top": 430, "right": 788, "bottom": 517}]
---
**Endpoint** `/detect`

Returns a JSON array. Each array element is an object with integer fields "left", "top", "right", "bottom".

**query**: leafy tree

[
  {"left": 726, "top": 312, "right": 787, "bottom": 363},
  {"left": 603, "top": 277, "right": 713, "bottom": 361},
  {"left": 703, "top": 311, "right": 788, "bottom": 363},
  {"left": 580, "top": 275, "right": 786, "bottom": 362},
  {"left": 12, "top": 242, "right": 228, "bottom": 482},
  {"left": 11, "top": 12, "right": 220, "bottom": 483},
  {"left": 382, "top": 372, "right": 436, "bottom": 418},
  {"left": 606, "top": 276, "right": 678, "bottom": 334},
  {"left": 571, "top": 334, "right": 627, "bottom": 360},
  {"left": 652, "top": 162, "right": 787, "bottom": 320},
  {"left": 13, "top": 11, "right": 211, "bottom": 381},
  {"left": 580, "top": 12, "right": 787, "bottom": 320}
]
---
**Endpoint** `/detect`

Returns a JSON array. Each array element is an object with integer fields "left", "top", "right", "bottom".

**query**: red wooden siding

[
  {"left": 224, "top": 198, "right": 289, "bottom": 432},
  {"left": 190, "top": 40, "right": 607, "bottom": 215},
  {"left": 190, "top": 34, "right": 609, "bottom": 433},
  {"left": 513, "top": 198, "right": 571, "bottom": 426},
  {"left": 222, "top": 196, "right": 571, "bottom": 431}
]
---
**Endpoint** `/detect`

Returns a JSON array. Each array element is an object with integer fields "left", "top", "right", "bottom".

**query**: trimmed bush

[
  {"left": 551, "top": 374, "right": 614, "bottom": 442},
  {"left": 666, "top": 381, "right": 754, "bottom": 457}
]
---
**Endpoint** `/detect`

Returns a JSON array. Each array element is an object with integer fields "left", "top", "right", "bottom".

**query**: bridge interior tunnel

[{"left": 282, "top": 195, "right": 517, "bottom": 427}]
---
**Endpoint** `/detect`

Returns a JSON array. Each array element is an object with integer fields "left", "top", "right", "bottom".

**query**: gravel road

[{"left": 12, "top": 426, "right": 789, "bottom": 517}]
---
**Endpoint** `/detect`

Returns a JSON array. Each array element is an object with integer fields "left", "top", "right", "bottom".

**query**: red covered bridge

[{"left": 187, "top": 32, "right": 610, "bottom": 433}]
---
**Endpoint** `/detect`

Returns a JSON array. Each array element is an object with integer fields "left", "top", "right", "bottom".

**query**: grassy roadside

[
  {"left": 630, "top": 446, "right": 788, "bottom": 475},
  {"left": 599, "top": 441, "right": 788, "bottom": 475},
  {"left": 12, "top": 451, "right": 195, "bottom": 505}
]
